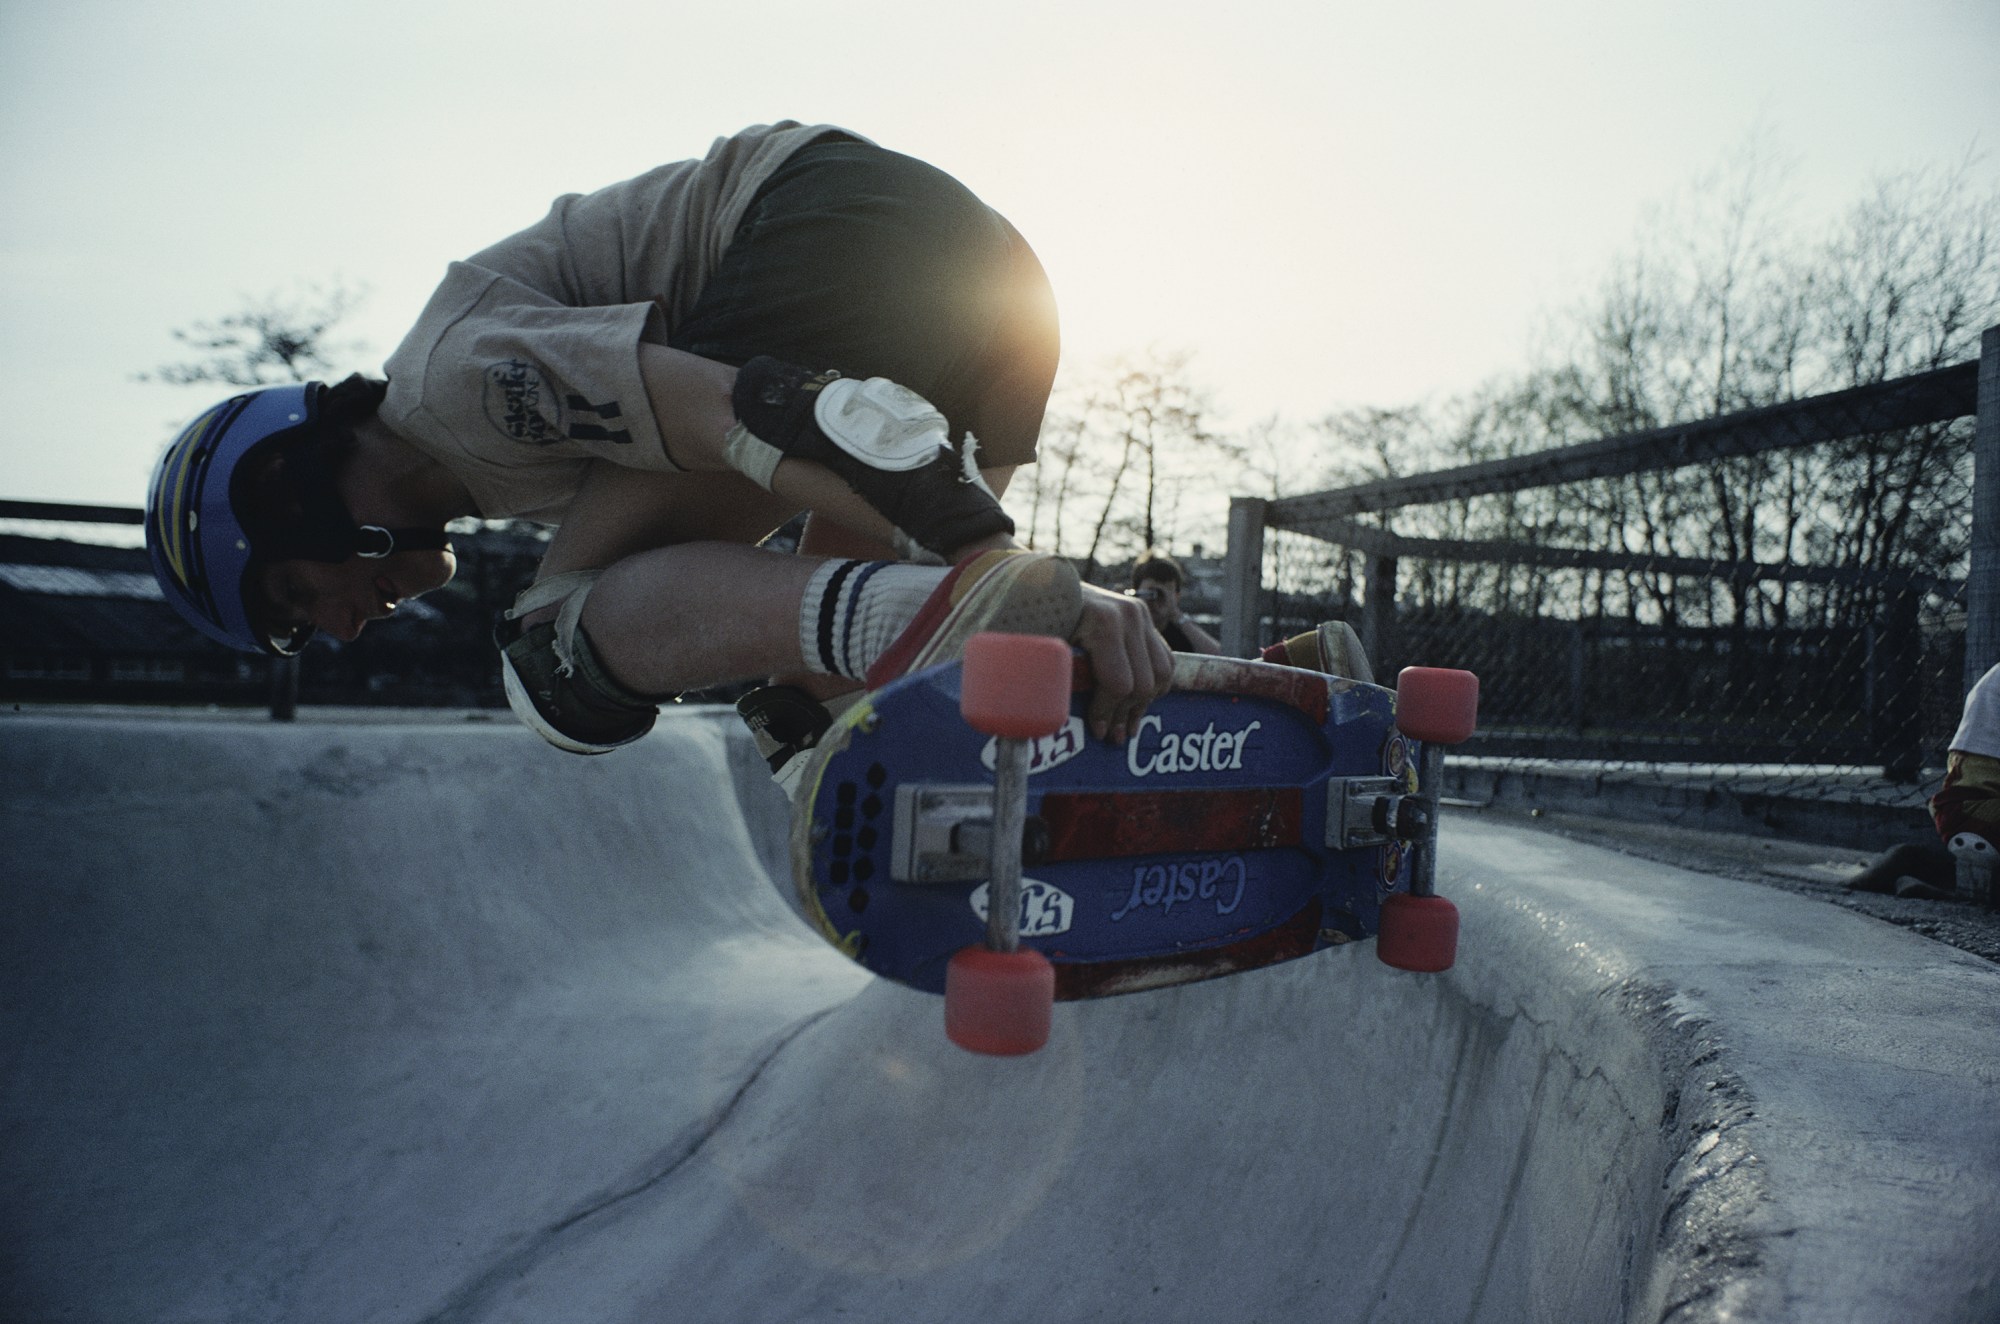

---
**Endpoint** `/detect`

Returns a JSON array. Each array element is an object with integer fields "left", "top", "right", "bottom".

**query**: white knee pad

[
  {"left": 813, "top": 376, "right": 952, "bottom": 470},
  {"left": 724, "top": 373, "right": 951, "bottom": 489},
  {"left": 721, "top": 356, "right": 1013, "bottom": 559}
]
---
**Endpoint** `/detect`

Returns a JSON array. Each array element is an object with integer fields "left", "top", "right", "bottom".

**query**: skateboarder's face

[{"left": 256, "top": 547, "right": 458, "bottom": 643}]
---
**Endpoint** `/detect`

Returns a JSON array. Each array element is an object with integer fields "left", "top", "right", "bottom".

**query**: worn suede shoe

[
  {"left": 737, "top": 684, "right": 836, "bottom": 775},
  {"left": 863, "top": 549, "right": 1084, "bottom": 689},
  {"left": 496, "top": 614, "right": 659, "bottom": 755}
]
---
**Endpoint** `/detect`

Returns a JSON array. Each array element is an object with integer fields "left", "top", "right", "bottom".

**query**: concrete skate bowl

[{"left": 4, "top": 709, "right": 1996, "bottom": 1323}]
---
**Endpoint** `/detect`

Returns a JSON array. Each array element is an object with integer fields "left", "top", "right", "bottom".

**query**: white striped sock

[{"left": 799, "top": 560, "right": 949, "bottom": 679}]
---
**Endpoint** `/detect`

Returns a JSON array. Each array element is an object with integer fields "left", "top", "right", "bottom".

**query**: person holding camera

[{"left": 1128, "top": 553, "right": 1223, "bottom": 656}]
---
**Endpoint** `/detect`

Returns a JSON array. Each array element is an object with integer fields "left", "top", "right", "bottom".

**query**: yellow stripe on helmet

[{"left": 152, "top": 406, "right": 222, "bottom": 589}]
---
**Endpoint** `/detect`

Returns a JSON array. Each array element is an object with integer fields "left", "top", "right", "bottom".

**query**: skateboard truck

[
  {"left": 1328, "top": 776, "right": 1417, "bottom": 849},
  {"left": 942, "top": 633, "right": 1075, "bottom": 1056},
  {"left": 889, "top": 785, "right": 1049, "bottom": 884},
  {"left": 1373, "top": 667, "right": 1479, "bottom": 973}
]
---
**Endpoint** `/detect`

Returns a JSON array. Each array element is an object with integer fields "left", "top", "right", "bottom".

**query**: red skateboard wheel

[
  {"left": 1395, "top": 667, "right": 1479, "bottom": 745},
  {"left": 1376, "top": 893, "right": 1459, "bottom": 972},
  {"left": 945, "top": 946, "right": 1055, "bottom": 1055},
  {"left": 960, "top": 632, "right": 1073, "bottom": 740}
]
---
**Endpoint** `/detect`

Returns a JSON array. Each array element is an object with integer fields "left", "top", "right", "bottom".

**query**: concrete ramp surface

[{"left": 4, "top": 711, "right": 1997, "bottom": 1323}]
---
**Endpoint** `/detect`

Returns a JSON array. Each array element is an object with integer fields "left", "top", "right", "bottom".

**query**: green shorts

[{"left": 667, "top": 137, "right": 1059, "bottom": 470}]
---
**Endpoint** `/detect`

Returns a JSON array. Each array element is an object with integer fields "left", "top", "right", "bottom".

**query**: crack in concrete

[
  {"left": 414, "top": 1004, "right": 839, "bottom": 1324},
  {"left": 1360, "top": 976, "right": 1665, "bottom": 1323}
]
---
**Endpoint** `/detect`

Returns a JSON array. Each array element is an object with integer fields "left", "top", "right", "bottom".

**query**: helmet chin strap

[
  {"left": 265, "top": 439, "right": 455, "bottom": 564},
  {"left": 352, "top": 524, "right": 453, "bottom": 559}
]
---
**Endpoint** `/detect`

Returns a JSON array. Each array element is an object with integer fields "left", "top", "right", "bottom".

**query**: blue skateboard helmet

[
  {"left": 146, "top": 378, "right": 454, "bottom": 655},
  {"left": 146, "top": 382, "right": 323, "bottom": 656}
]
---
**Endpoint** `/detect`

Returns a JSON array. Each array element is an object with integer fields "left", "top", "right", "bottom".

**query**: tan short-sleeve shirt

[{"left": 382, "top": 122, "right": 853, "bottom": 522}]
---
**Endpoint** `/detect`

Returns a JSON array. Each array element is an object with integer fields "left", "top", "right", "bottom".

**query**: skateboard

[{"left": 787, "top": 635, "right": 1479, "bottom": 1055}]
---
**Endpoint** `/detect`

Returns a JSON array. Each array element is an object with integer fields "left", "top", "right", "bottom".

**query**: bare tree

[
  {"left": 139, "top": 278, "right": 371, "bottom": 388},
  {"left": 1377, "top": 143, "right": 2000, "bottom": 637},
  {"left": 1025, "top": 350, "right": 1239, "bottom": 575}
]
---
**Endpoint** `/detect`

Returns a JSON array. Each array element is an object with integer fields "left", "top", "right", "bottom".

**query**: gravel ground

[{"left": 1471, "top": 804, "right": 2000, "bottom": 966}]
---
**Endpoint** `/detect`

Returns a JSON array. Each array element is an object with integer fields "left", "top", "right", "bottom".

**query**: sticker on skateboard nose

[
  {"left": 970, "top": 878, "right": 1075, "bottom": 937},
  {"left": 979, "top": 717, "right": 1089, "bottom": 776}
]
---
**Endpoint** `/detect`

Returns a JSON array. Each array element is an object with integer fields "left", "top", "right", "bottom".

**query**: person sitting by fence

[
  {"left": 1849, "top": 662, "right": 2000, "bottom": 903},
  {"left": 1927, "top": 663, "right": 2000, "bottom": 898}
]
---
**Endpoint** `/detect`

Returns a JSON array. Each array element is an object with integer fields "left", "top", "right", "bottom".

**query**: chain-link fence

[{"left": 1222, "top": 331, "right": 2000, "bottom": 847}]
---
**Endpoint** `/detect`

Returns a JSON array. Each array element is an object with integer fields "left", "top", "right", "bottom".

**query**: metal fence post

[
  {"left": 1968, "top": 324, "right": 2000, "bottom": 694},
  {"left": 1873, "top": 589, "right": 1922, "bottom": 782},
  {"left": 1568, "top": 622, "right": 1588, "bottom": 736},
  {"left": 1361, "top": 554, "right": 1399, "bottom": 674},
  {"left": 1222, "top": 498, "right": 1268, "bottom": 658},
  {"left": 268, "top": 655, "right": 298, "bottom": 722}
]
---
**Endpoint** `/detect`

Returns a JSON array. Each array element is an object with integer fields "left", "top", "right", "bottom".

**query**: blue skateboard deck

[{"left": 788, "top": 652, "right": 1430, "bottom": 1000}]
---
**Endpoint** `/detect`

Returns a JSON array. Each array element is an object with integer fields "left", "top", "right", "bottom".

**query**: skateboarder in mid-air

[
  {"left": 144, "top": 123, "right": 1173, "bottom": 776},
  {"left": 140, "top": 119, "right": 1484, "bottom": 1057}
]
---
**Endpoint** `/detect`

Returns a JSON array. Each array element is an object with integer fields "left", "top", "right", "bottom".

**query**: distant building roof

[
  {"left": 1, "top": 534, "right": 227, "bottom": 657},
  {"left": 0, "top": 563, "right": 164, "bottom": 600}
]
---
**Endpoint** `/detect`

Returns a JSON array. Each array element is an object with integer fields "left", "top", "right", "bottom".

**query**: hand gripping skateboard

[{"left": 787, "top": 636, "right": 1480, "bottom": 1055}]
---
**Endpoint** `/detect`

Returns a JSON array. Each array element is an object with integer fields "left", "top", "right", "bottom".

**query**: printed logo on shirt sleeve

[{"left": 483, "top": 359, "right": 633, "bottom": 447}]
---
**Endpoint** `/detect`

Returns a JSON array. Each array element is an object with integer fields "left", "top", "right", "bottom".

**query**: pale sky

[{"left": 1, "top": 0, "right": 1994, "bottom": 508}]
